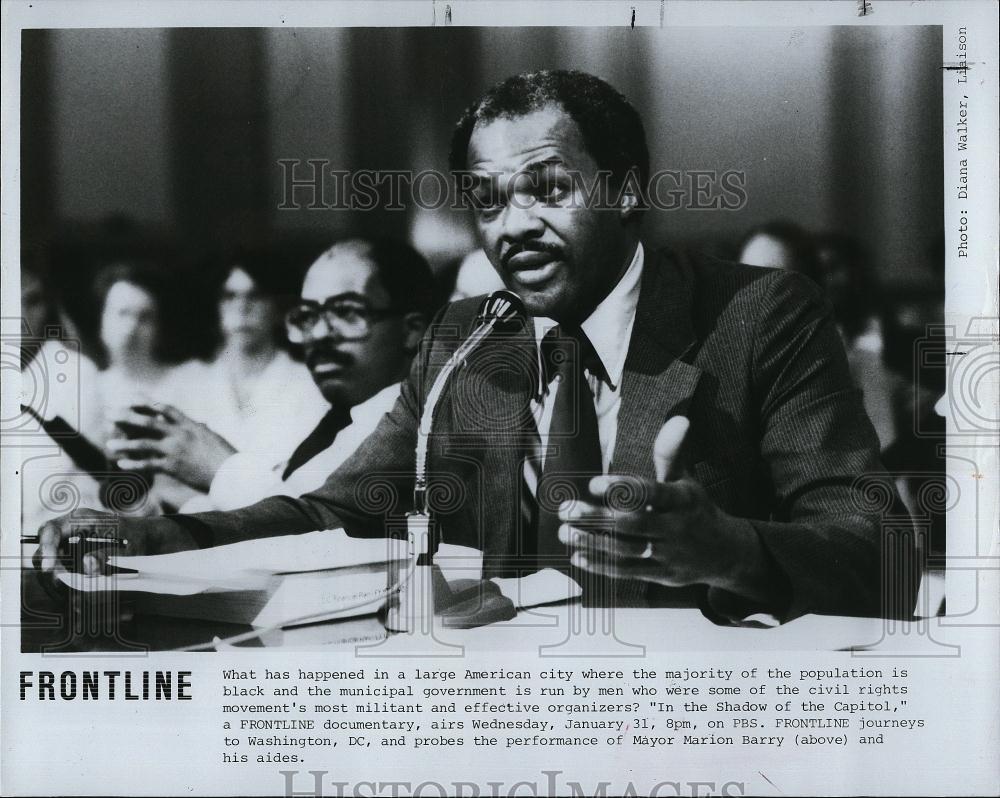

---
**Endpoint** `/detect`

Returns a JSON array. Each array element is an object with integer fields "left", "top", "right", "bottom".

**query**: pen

[{"left": 20, "top": 535, "right": 129, "bottom": 547}]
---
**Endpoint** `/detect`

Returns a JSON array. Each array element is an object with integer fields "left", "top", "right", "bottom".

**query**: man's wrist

[
  {"left": 711, "top": 512, "right": 779, "bottom": 601},
  {"left": 207, "top": 439, "right": 237, "bottom": 475},
  {"left": 152, "top": 515, "right": 213, "bottom": 551},
  {"left": 187, "top": 447, "right": 234, "bottom": 492},
  {"left": 691, "top": 513, "right": 792, "bottom": 624}
]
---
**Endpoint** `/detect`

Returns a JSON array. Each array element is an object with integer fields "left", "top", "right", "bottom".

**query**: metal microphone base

[
  {"left": 384, "top": 512, "right": 433, "bottom": 633},
  {"left": 359, "top": 512, "right": 463, "bottom": 657}
]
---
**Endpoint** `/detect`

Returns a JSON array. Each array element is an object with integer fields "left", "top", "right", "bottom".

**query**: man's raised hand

[{"left": 557, "top": 415, "right": 773, "bottom": 598}]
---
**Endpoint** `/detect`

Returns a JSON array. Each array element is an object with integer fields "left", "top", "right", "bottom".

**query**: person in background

[
  {"left": 106, "top": 237, "right": 435, "bottom": 512},
  {"left": 815, "top": 233, "right": 883, "bottom": 343},
  {"left": 814, "top": 233, "right": 901, "bottom": 451},
  {"left": 91, "top": 261, "right": 189, "bottom": 423},
  {"left": 162, "top": 246, "right": 327, "bottom": 464},
  {"left": 737, "top": 220, "right": 820, "bottom": 282},
  {"left": 19, "top": 248, "right": 100, "bottom": 422},
  {"left": 449, "top": 248, "right": 507, "bottom": 302},
  {"left": 19, "top": 250, "right": 105, "bottom": 536},
  {"left": 90, "top": 260, "right": 202, "bottom": 511},
  {"left": 20, "top": 254, "right": 59, "bottom": 368}
]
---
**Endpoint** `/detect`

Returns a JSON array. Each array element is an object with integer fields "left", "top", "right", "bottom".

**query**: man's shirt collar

[
  {"left": 532, "top": 241, "right": 645, "bottom": 391},
  {"left": 349, "top": 382, "right": 402, "bottom": 424}
]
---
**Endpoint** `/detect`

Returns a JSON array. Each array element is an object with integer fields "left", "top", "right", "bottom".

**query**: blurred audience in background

[
  {"left": 878, "top": 235, "right": 948, "bottom": 556},
  {"left": 106, "top": 237, "right": 436, "bottom": 513},
  {"left": 89, "top": 261, "right": 205, "bottom": 511},
  {"left": 20, "top": 256, "right": 58, "bottom": 368},
  {"left": 815, "top": 233, "right": 883, "bottom": 342},
  {"left": 813, "top": 233, "right": 902, "bottom": 451},
  {"left": 19, "top": 247, "right": 99, "bottom": 426},
  {"left": 164, "top": 246, "right": 326, "bottom": 462}
]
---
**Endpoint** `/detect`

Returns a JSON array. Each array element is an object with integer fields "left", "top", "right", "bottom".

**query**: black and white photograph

[{"left": 2, "top": 1, "right": 997, "bottom": 796}]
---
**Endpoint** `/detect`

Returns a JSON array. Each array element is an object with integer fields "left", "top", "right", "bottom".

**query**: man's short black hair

[
  {"left": 327, "top": 237, "right": 437, "bottom": 321},
  {"left": 449, "top": 70, "right": 650, "bottom": 199}
]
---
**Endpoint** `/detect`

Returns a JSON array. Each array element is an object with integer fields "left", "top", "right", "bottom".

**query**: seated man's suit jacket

[{"left": 181, "top": 248, "right": 918, "bottom": 622}]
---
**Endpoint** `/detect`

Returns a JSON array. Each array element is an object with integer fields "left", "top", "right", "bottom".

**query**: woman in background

[
  {"left": 92, "top": 261, "right": 186, "bottom": 413},
  {"left": 172, "top": 246, "right": 326, "bottom": 463},
  {"left": 91, "top": 260, "right": 200, "bottom": 512}
]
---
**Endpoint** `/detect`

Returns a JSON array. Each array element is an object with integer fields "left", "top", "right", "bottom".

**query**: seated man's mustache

[
  {"left": 306, "top": 346, "right": 354, "bottom": 370},
  {"left": 501, "top": 242, "right": 564, "bottom": 267}
]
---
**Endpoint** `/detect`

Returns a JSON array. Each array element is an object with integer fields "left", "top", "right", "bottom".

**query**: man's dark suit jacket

[{"left": 179, "top": 249, "right": 918, "bottom": 623}]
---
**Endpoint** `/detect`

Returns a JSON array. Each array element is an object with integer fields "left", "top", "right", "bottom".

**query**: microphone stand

[{"left": 385, "top": 292, "right": 524, "bottom": 636}]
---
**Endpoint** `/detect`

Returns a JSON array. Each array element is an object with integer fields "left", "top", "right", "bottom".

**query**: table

[{"left": 18, "top": 568, "right": 947, "bottom": 655}]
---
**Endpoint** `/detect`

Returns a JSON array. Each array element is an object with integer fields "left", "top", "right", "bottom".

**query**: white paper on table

[
  {"left": 55, "top": 570, "right": 258, "bottom": 595},
  {"left": 434, "top": 543, "right": 485, "bottom": 584},
  {"left": 250, "top": 568, "right": 390, "bottom": 628},
  {"left": 491, "top": 568, "right": 583, "bottom": 608},
  {"left": 108, "top": 528, "right": 406, "bottom": 581}
]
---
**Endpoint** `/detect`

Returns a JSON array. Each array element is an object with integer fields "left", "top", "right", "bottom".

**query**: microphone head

[{"left": 476, "top": 290, "right": 527, "bottom": 332}]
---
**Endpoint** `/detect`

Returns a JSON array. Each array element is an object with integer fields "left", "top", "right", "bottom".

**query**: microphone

[
  {"left": 474, "top": 289, "right": 528, "bottom": 333},
  {"left": 412, "top": 289, "right": 526, "bottom": 513},
  {"left": 386, "top": 290, "right": 526, "bottom": 635}
]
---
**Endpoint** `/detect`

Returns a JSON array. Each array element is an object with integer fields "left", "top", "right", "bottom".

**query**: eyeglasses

[{"left": 285, "top": 296, "right": 404, "bottom": 343}]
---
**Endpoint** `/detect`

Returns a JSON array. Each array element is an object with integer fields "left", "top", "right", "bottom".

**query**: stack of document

[
  {"left": 58, "top": 529, "right": 406, "bottom": 630},
  {"left": 56, "top": 531, "right": 584, "bottom": 634}
]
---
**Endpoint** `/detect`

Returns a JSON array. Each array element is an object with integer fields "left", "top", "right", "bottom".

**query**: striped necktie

[{"left": 531, "top": 326, "right": 612, "bottom": 605}]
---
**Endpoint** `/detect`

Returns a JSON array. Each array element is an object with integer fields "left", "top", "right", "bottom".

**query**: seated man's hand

[
  {"left": 33, "top": 507, "right": 198, "bottom": 580},
  {"left": 106, "top": 403, "right": 237, "bottom": 491},
  {"left": 555, "top": 416, "right": 780, "bottom": 607},
  {"left": 557, "top": 474, "right": 771, "bottom": 599}
]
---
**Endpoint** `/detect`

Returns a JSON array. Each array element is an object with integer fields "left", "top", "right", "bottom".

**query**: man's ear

[
  {"left": 402, "top": 312, "right": 428, "bottom": 351},
  {"left": 617, "top": 171, "right": 644, "bottom": 225}
]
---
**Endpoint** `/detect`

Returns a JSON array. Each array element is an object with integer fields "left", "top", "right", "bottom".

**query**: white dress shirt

[
  {"left": 180, "top": 382, "right": 403, "bottom": 513},
  {"left": 530, "top": 242, "right": 644, "bottom": 474},
  {"left": 172, "top": 350, "right": 327, "bottom": 464}
]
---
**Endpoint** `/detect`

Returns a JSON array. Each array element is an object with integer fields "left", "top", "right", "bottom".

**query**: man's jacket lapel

[
  {"left": 613, "top": 249, "right": 703, "bottom": 480},
  {"left": 613, "top": 249, "right": 703, "bottom": 607}
]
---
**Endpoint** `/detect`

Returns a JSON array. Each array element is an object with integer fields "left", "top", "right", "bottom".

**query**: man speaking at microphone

[{"left": 36, "top": 70, "right": 916, "bottom": 624}]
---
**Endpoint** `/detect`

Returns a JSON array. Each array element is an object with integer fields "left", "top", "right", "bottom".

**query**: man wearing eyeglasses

[{"left": 102, "top": 237, "right": 434, "bottom": 512}]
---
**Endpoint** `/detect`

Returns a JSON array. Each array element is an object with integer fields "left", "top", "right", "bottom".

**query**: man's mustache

[
  {"left": 501, "top": 241, "right": 564, "bottom": 269},
  {"left": 305, "top": 345, "right": 355, "bottom": 371}
]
